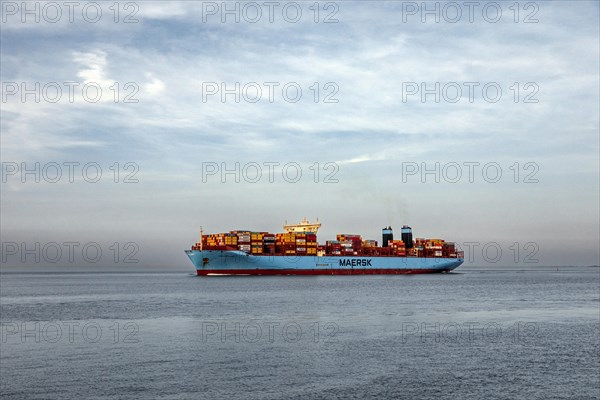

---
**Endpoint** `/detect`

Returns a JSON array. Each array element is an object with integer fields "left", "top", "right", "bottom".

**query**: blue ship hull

[{"left": 185, "top": 250, "right": 464, "bottom": 275}]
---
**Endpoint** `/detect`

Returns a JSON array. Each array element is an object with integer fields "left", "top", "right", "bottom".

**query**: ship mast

[{"left": 199, "top": 226, "right": 203, "bottom": 251}]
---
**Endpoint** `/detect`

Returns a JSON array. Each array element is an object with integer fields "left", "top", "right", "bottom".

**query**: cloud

[
  {"left": 1, "top": 0, "right": 599, "bottom": 266},
  {"left": 144, "top": 74, "right": 166, "bottom": 96},
  {"left": 73, "top": 50, "right": 110, "bottom": 85}
]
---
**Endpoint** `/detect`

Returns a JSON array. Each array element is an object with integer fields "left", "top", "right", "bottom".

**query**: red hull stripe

[{"left": 197, "top": 268, "right": 449, "bottom": 276}]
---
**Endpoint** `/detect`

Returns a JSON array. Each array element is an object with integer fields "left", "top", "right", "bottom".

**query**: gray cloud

[{"left": 1, "top": 1, "right": 598, "bottom": 267}]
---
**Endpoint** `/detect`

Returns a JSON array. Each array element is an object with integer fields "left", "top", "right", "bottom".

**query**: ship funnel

[
  {"left": 382, "top": 226, "right": 393, "bottom": 247},
  {"left": 401, "top": 225, "right": 413, "bottom": 249}
]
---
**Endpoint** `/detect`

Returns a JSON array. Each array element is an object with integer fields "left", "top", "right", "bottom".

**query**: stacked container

[
  {"left": 340, "top": 240, "right": 354, "bottom": 255},
  {"left": 424, "top": 239, "right": 444, "bottom": 257},
  {"left": 295, "top": 233, "right": 307, "bottom": 255},
  {"left": 225, "top": 233, "right": 238, "bottom": 247},
  {"left": 193, "top": 226, "right": 456, "bottom": 259},
  {"left": 337, "top": 234, "right": 363, "bottom": 254},
  {"left": 276, "top": 232, "right": 298, "bottom": 255},
  {"left": 413, "top": 238, "right": 426, "bottom": 257},
  {"left": 442, "top": 242, "right": 456, "bottom": 258},
  {"left": 250, "top": 232, "right": 265, "bottom": 254},
  {"left": 236, "top": 231, "right": 251, "bottom": 253},
  {"left": 326, "top": 240, "right": 341, "bottom": 255},
  {"left": 388, "top": 240, "right": 406, "bottom": 256},
  {"left": 306, "top": 233, "right": 317, "bottom": 255},
  {"left": 362, "top": 240, "right": 378, "bottom": 248},
  {"left": 204, "top": 233, "right": 225, "bottom": 247},
  {"left": 263, "top": 234, "right": 276, "bottom": 254}
]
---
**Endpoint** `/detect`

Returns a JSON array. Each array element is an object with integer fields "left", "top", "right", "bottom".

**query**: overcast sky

[{"left": 1, "top": 1, "right": 599, "bottom": 268}]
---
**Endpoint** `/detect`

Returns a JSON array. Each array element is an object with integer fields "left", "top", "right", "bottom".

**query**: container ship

[{"left": 185, "top": 219, "right": 464, "bottom": 275}]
